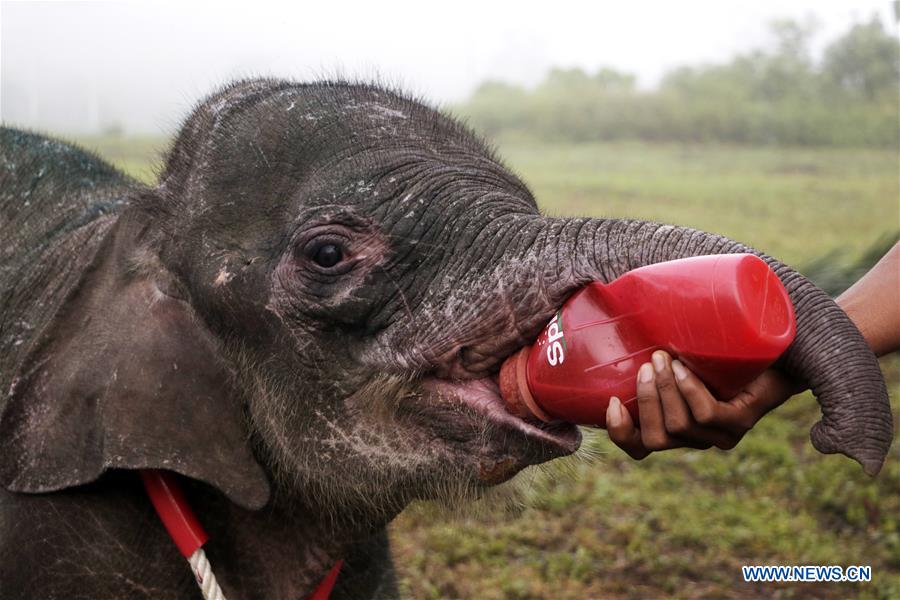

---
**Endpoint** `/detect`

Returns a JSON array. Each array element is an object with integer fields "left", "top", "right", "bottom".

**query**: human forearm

[{"left": 836, "top": 242, "right": 900, "bottom": 358}]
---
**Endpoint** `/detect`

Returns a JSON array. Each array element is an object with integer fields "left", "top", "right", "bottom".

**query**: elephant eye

[
  {"left": 312, "top": 243, "right": 344, "bottom": 268},
  {"left": 297, "top": 229, "right": 358, "bottom": 275}
]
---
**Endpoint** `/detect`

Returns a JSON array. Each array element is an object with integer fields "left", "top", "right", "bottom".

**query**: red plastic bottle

[{"left": 499, "top": 254, "right": 796, "bottom": 428}]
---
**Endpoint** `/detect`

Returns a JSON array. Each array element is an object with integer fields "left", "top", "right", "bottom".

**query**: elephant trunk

[{"left": 531, "top": 217, "right": 892, "bottom": 475}]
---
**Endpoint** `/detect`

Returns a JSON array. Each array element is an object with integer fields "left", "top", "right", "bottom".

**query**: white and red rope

[
  {"left": 140, "top": 469, "right": 341, "bottom": 600},
  {"left": 188, "top": 547, "right": 226, "bottom": 600}
]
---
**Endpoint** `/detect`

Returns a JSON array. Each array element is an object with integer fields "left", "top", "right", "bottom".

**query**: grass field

[{"left": 76, "top": 133, "right": 900, "bottom": 599}]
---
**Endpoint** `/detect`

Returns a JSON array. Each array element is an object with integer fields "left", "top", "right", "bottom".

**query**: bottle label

[{"left": 546, "top": 311, "right": 567, "bottom": 366}]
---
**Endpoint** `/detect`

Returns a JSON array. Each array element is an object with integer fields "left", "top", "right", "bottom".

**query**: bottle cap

[{"left": 499, "top": 347, "right": 553, "bottom": 422}]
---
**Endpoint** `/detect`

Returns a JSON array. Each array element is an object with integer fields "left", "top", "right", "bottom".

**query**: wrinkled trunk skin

[{"left": 530, "top": 217, "right": 893, "bottom": 475}]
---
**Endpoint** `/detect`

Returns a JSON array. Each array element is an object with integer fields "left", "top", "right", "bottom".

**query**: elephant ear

[{"left": 0, "top": 217, "right": 270, "bottom": 510}]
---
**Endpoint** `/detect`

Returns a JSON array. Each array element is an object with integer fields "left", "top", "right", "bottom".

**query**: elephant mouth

[{"left": 417, "top": 376, "right": 582, "bottom": 470}]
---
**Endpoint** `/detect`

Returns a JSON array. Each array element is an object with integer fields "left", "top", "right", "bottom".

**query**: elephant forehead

[{"left": 290, "top": 163, "right": 521, "bottom": 227}]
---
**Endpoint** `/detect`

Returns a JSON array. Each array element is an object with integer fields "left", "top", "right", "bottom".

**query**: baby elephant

[{"left": 0, "top": 79, "right": 890, "bottom": 598}]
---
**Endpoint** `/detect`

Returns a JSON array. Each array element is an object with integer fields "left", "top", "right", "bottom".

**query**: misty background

[{"left": 1, "top": 0, "right": 896, "bottom": 138}]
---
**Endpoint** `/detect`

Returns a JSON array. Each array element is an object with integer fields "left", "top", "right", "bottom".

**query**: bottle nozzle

[{"left": 499, "top": 347, "right": 553, "bottom": 422}]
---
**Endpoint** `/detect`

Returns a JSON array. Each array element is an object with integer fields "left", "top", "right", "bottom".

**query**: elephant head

[{"left": 1, "top": 79, "right": 891, "bottom": 535}]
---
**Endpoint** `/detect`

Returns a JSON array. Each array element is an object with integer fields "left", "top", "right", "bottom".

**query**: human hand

[{"left": 605, "top": 350, "right": 802, "bottom": 460}]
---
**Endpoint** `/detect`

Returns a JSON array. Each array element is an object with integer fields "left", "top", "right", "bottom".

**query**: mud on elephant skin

[{"left": 0, "top": 79, "right": 891, "bottom": 599}]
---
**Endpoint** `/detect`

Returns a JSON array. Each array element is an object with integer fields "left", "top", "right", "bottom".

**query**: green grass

[
  {"left": 494, "top": 135, "right": 899, "bottom": 267},
  {"left": 80, "top": 133, "right": 900, "bottom": 599},
  {"left": 74, "top": 134, "right": 167, "bottom": 184}
]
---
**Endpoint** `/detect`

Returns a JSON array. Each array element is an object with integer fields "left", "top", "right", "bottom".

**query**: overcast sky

[{"left": 1, "top": 0, "right": 895, "bottom": 134}]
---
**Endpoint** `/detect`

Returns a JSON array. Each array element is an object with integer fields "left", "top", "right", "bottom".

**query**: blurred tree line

[{"left": 458, "top": 17, "right": 899, "bottom": 147}]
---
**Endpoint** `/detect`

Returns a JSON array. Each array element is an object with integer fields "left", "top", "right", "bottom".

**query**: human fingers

[
  {"left": 606, "top": 396, "right": 650, "bottom": 460},
  {"left": 659, "top": 356, "right": 741, "bottom": 449}
]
